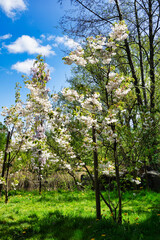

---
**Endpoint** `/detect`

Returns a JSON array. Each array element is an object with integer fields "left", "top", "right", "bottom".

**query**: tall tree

[{"left": 59, "top": 0, "right": 160, "bottom": 167}]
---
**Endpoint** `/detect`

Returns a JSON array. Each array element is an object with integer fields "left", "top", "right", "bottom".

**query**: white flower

[
  {"left": 109, "top": 72, "right": 117, "bottom": 79},
  {"left": 131, "top": 178, "right": 141, "bottom": 185},
  {"left": 61, "top": 88, "right": 81, "bottom": 102},
  {"left": 81, "top": 93, "right": 102, "bottom": 112},
  {"left": 109, "top": 22, "right": 128, "bottom": 41},
  {"left": 86, "top": 56, "right": 99, "bottom": 64}
]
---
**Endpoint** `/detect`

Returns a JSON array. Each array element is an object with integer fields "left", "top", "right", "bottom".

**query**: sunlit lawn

[{"left": 0, "top": 189, "right": 160, "bottom": 240}]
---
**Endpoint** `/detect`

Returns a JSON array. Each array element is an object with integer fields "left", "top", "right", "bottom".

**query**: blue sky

[{"left": 0, "top": 0, "right": 78, "bottom": 122}]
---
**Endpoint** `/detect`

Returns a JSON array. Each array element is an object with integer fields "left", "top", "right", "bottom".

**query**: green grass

[{"left": 0, "top": 190, "right": 160, "bottom": 240}]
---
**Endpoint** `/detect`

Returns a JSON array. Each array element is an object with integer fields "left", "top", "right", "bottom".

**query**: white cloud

[
  {"left": 47, "top": 35, "right": 55, "bottom": 41},
  {"left": 55, "top": 35, "right": 80, "bottom": 49},
  {"left": 11, "top": 58, "right": 55, "bottom": 75},
  {"left": 6, "top": 35, "right": 55, "bottom": 56},
  {"left": 40, "top": 34, "right": 46, "bottom": 39},
  {"left": 0, "top": 0, "right": 27, "bottom": 18},
  {"left": 0, "top": 34, "right": 12, "bottom": 40},
  {"left": 11, "top": 59, "right": 35, "bottom": 75}
]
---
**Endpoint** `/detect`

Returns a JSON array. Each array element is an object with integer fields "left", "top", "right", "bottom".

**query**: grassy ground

[{"left": 0, "top": 189, "right": 160, "bottom": 240}]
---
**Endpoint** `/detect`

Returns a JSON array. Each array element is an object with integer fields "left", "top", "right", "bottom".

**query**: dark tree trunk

[
  {"left": 111, "top": 121, "right": 122, "bottom": 224},
  {"left": 5, "top": 153, "right": 10, "bottom": 204},
  {"left": 67, "top": 170, "right": 83, "bottom": 190},
  {"left": 149, "top": 0, "right": 155, "bottom": 112},
  {"left": 144, "top": 160, "right": 149, "bottom": 190},
  {"left": 148, "top": 0, "right": 157, "bottom": 167},
  {"left": 134, "top": 0, "right": 148, "bottom": 107},
  {"left": 84, "top": 164, "right": 115, "bottom": 220},
  {"left": 113, "top": 138, "right": 122, "bottom": 224},
  {"left": 114, "top": 0, "right": 143, "bottom": 107},
  {"left": 92, "top": 125, "right": 101, "bottom": 220},
  {"left": 0, "top": 131, "right": 10, "bottom": 198},
  {"left": 38, "top": 164, "right": 42, "bottom": 195}
]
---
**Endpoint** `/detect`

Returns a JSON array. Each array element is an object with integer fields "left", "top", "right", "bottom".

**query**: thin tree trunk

[
  {"left": 38, "top": 164, "right": 42, "bottom": 195},
  {"left": 92, "top": 125, "right": 101, "bottom": 220},
  {"left": 5, "top": 153, "right": 10, "bottom": 204},
  {"left": 134, "top": 0, "right": 147, "bottom": 107},
  {"left": 67, "top": 170, "right": 83, "bottom": 190},
  {"left": 114, "top": 139, "right": 122, "bottom": 224},
  {"left": 84, "top": 164, "right": 115, "bottom": 219},
  {"left": 148, "top": 0, "right": 156, "bottom": 167},
  {"left": 149, "top": 0, "right": 155, "bottom": 112},
  {"left": 114, "top": 0, "right": 142, "bottom": 106},
  {"left": 0, "top": 131, "right": 10, "bottom": 198},
  {"left": 144, "top": 160, "right": 149, "bottom": 190}
]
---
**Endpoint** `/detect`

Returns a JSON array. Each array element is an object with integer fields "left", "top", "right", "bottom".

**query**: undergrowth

[{"left": 0, "top": 190, "right": 160, "bottom": 240}]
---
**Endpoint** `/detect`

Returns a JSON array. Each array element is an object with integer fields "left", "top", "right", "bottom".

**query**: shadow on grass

[{"left": 0, "top": 210, "right": 160, "bottom": 240}]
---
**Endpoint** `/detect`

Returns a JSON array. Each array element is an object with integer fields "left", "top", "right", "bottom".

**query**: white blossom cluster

[
  {"left": 1, "top": 59, "right": 54, "bottom": 161},
  {"left": 115, "top": 87, "right": 131, "bottom": 99},
  {"left": 106, "top": 74, "right": 124, "bottom": 93},
  {"left": 81, "top": 92, "right": 102, "bottom": 112},
  {"left": 25, "top": 83, "right": 52, "bottom": 119},
  {"left": 61, "top": 88, "right": 83, "bottom": 102},
  {"left": 109, "top": 22, "right": 128, "bottom": 41},
  {"left": 131, "top": 178, "right": 141, "bottom": 185},
  {"left": 31, "top": 62, "right": 51, "bottom": 83},
  {"left": 77, "top": 115, "right": 98, "bottom": 129},
  {"left": 99, "top": 162, "right": 115, "bottom": 175},
  {"left": 104, "top": 115, "right": 118, "bottom": 125},
  {"left": 1, "top": 102, "right": 24, "bottom": 130},
  {"left": 1, "top": 100, "right": 33, "bottom": 154},
  {"left": 87, "top": 36, "right": 106, "bottom": 50},
  {"left": 63, "top": 21, "right": 128, "bottom": 67},
  {"left": 0, "top": 151, "right": 4, "bottom": 169},
  {"left": 64, "top": 46, "right": 87, "bottom": 66},
  {"left": 22, "top": 58, "right": 54, "bottom": 168},
  {"left": 106, "top": 72, "right": 132, "bottom": 100},
  {"left": 0, "top": 177, "right": 5, "bottom": 185},
  {"left": 48, "top": 109, "right": 77, "bottom": 163}
]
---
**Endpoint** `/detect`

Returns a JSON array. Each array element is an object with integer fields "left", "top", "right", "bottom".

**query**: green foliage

[{"left": 0, "top": 122, "right": 7, "bottom": 151}]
